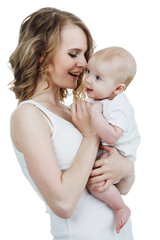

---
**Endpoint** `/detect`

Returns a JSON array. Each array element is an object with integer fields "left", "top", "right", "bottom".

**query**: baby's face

[{"left": 84, "top": 55, "right": 119, "bottom": 100}]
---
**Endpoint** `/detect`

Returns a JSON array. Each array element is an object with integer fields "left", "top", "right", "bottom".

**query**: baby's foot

[{"left": 115, "top": 205, "right": 131, "bottom": 234}]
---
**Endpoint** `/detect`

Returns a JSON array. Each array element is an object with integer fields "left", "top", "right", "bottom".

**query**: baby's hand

[{"left": 90, "top": 102, "right": 103, "bottom": 115}]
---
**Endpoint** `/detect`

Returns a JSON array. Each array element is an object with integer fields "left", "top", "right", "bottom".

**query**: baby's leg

[{"left": 87, "top": 182, "right": 131, "bottom": 233}]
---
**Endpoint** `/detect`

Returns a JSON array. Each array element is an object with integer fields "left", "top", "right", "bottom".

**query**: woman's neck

[
  {"left": 30, "top": 79, "right": 72, "bottom": 122},
  {"left": 31, "top": 79, "right": 61, "bottom": 107}
]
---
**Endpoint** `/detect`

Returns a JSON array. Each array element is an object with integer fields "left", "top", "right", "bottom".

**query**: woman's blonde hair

[{"left": 9, "top": 7, "right": 95, "bottom": 103}]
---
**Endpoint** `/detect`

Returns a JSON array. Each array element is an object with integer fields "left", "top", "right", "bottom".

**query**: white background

[{"left": 0, "top": 0, "right": 160, "bottom": 239}]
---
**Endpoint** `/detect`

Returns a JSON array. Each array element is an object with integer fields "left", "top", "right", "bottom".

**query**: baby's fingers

[{"left": 94, "top": 179, "right": 113, "bottom": 193}]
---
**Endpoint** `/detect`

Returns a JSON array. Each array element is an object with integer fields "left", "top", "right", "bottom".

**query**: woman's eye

[
  {"left": 96, "top": 75, "right": 101, "bottom": 80},
  {"left": 86, "top": 69, "right": 90, "bottom": 74},
  {"left": 69, "top": 53, "right": 77, "bottom": 58}
]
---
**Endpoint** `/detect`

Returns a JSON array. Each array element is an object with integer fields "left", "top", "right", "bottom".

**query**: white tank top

[{"left": 12, "top": 100, "right": 133, "bottom": 240}]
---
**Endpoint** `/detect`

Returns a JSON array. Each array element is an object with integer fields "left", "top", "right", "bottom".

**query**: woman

[{"left": 9, "top": 7, "right": 135, "bottom": 240}]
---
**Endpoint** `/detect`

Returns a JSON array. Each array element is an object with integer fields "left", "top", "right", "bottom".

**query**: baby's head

[{"left": 84, "top": 46, "right": 136, "bottom": 100}]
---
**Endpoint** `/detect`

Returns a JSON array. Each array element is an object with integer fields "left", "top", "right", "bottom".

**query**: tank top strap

[{"left": 18, "top": 100, "right": 54, "bottom": 134}]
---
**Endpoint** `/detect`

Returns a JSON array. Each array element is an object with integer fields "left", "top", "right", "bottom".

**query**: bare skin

[
  {"left": 11, "top": 24, "right": 135, "bottom": 221},
  {"left": 87, "top": 149, "right": 131, "bottom": 233}
]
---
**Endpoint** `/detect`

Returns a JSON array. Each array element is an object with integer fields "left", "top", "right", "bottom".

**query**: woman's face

[{"left": 49, "top": 24, "right": 88, "bottom": 89}]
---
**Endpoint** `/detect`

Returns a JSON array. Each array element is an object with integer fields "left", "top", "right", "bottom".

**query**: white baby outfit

[
  {"left": 12, "top": 100, "right": 133, "bottom": 240},
  {"left": 88, "top": 93, "right": 140, "bottom": 161}
]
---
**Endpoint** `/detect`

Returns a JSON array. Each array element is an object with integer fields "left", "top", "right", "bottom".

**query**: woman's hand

[
  {"left": 90, "top": 101, "right": 103, "bottom": 116},
  {"left": 87, "top": 145, "right": 134, "bottom": 193},
  {"left": 70, "top": 101, "right": 99, "bottom": 139}
]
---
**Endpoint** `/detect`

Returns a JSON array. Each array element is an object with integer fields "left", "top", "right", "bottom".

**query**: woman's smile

[
  {"left": 68, "top": 71, "right": 82, "bottom": 81},
  {"left": 49, "top": 24, "right": 88, "bottom": 89}
]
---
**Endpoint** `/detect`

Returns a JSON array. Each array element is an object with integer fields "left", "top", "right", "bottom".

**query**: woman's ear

[
  {"left": 114, "top": 83, "right": 126, "bottom": 96},
  {"left": 39, "top": 55, "right": 44, "bottom": 63},
  {"left": 38, "top": 52, "right": 45, "bottom": 63}
]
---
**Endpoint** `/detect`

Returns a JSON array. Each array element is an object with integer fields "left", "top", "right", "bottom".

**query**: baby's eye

[
  {"left": 86, "top": 69, "right": 90, "bottom": 74},
  {"left": 69, "top": 53, "right": 77, "bottom": 58},
  {"left": 96, "top": 75, "right": 101, "bottom": 80}
]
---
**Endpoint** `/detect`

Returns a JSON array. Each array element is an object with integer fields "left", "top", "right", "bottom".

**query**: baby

[{"left": 84, "top": 47, "right": 140, "bottom": 233}]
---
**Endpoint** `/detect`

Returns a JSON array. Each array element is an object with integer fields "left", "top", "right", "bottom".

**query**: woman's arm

[
  {"left": 90, "top": 102, "right": 123, "bottom": 144},
  {"left": 87, "top": 145, "right": 135, "bottom": 195},
  {"left": 11, "top": 102, "right": 99, "bottom": 218}
]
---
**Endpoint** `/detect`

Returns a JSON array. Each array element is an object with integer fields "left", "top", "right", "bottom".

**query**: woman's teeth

[{"left": 69, "top": 72, "right": 79, "bottom": 77}]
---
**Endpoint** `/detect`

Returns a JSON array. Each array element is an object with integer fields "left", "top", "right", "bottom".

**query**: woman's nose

[{"left": 77, "top": 56, "right": 87, "bottom": 69}]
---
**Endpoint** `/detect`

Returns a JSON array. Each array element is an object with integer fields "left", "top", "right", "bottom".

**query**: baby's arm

[{"left": 90, "top": 102, "right": 123, "bottom": 144}]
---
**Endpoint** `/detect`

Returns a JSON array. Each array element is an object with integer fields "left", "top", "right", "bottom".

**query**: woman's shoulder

[
  {"left": 11, "top": 102, "right": 52, "bottom": 151},
  {"left": 11, "top": 102, "right": 42, "bottom": 124},
  {"left": 10, "top": 102, "right": 50, "bottom": 138},
  {"left": 10, "top": 103, "right": 38, "bottom": 151}
]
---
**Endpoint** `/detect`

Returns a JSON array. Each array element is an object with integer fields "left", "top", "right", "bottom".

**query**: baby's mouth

[
  {"left": 86, "top": 87, "right": 93, "bottom": 92},
  {"left": 85, "top": 87, "right": 93, "bottom": 93}
]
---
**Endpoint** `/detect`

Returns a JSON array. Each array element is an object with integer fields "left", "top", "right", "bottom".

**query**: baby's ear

[{"left": 114, "top": 84, "right": 126, "bottom": 96}]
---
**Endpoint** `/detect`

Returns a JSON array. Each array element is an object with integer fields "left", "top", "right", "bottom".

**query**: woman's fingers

[
  {"left": 93, "top": 159, "right": 104, "bottom": 168},
  {"left": 71, "top": 101, "right": 98, "bottom": 138},
  {"left": 86, "top": 102, "right": 92, "bottom": 111},
  {"left": 88, "top": 174, "right": 107, "bottom": 184},
  {"left": 90, "top": 165, "right": 104, "bottom": 177},
  {"left": 100, "top": 145, "right": 112, "bottom": 153},
  {"left": 92, "top": 150, "right": 110, "bottom": 169},
  {"left": 70, "top": 102, "right": 77, "bottom": 120},
  {"left": 71, "top": 101, "right": 89, "bottom": 120}
]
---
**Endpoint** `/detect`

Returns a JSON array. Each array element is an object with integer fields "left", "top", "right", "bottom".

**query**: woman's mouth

[{"left": 69, "top": 72, "right": 81, "bottom": 80}]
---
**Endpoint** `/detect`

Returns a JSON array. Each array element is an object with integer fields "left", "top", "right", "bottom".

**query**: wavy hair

[{"left": 9, "top": 7, "right": 95, "bottom": 103}]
